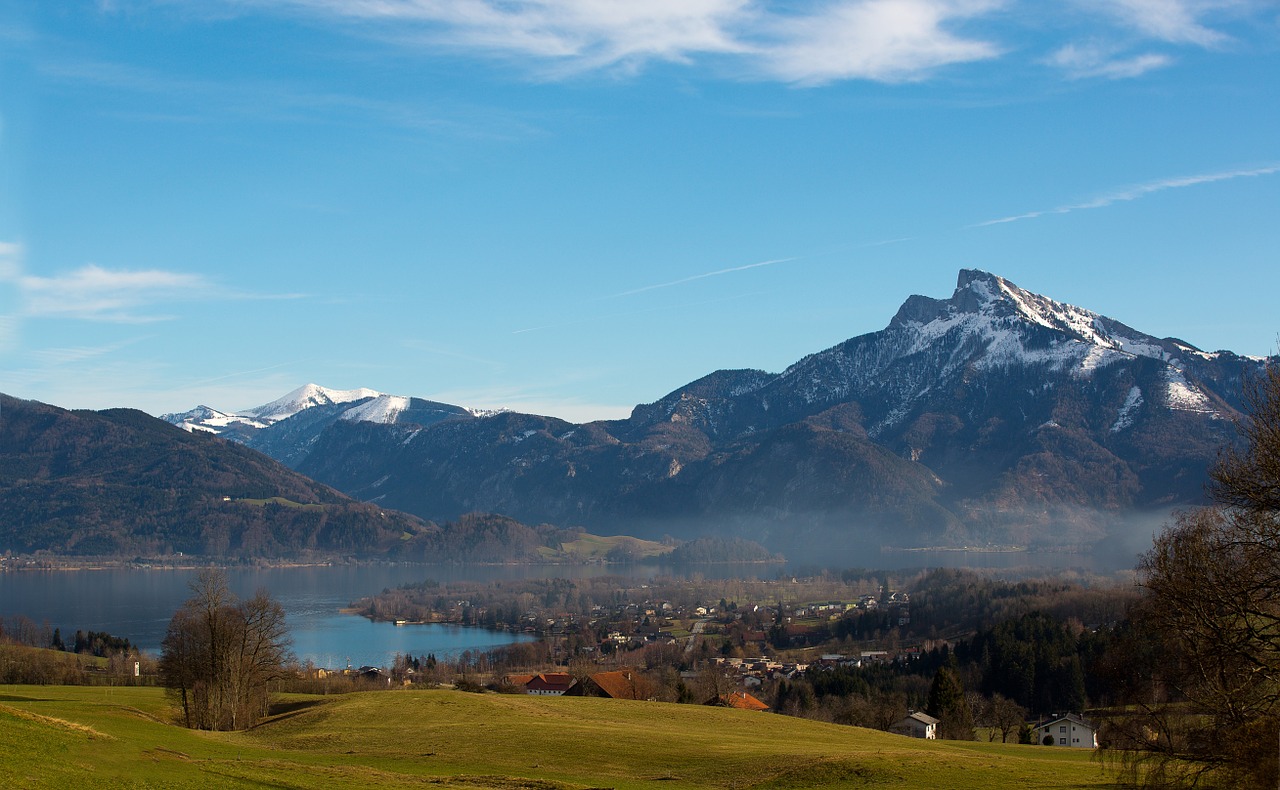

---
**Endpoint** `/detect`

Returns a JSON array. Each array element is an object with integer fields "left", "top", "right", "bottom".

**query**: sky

[{"left": 1, "top": 1, "right": 1277, "bottom": 423}]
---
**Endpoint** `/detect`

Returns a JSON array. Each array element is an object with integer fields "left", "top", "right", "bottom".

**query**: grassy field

[
  {"left": 0, "top": 685, "right": 1117, "bottom": 789},
  {"left": 541, "top": 533, "right": 672, "bottom": 562}
]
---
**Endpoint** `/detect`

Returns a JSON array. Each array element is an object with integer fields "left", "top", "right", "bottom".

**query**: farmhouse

[
  {"left": 706, "top": 691, "right": 770, "bottom": 711},
  {"left": 585, "top": 669, "right": 648, "bottom": 700},
  {"left": 524, "top": 672, "right": 577, "bottom": 696},
  {"left": 892, "top": 711, "right": 940, "bottom": 739},
  {"left": 1033, "top": 714, "right": 1098, "bottom": 748}
]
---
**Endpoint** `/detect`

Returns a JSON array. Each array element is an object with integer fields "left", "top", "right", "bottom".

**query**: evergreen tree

[{"left": 925, "top": 666, "right": 975, "bottom": 740}]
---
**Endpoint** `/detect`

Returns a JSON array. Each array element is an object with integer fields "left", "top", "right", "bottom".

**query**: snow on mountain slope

[
  {"left": 765, "top": 268, "right": 1225, "bottom": 437},
  {"left": 891, "top": 269, "right": 1177, "bottom": 375},
  {"left": 242, "top": 383, "right": 383, "bottom": 424},
  {"left": 339, "top": 394, "right": 411, "bottom": 424},
  {"left": 161, "top": 405, "right": 268, "bottom": 433}
]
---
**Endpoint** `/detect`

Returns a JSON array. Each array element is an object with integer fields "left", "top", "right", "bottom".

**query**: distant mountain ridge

[
  {"left": 163, "top": 384, "right": 475, "bottom": 469},
  {"left": 163, "top": 270, "right": 1272, "bottom": 559},
  {"left": 0, "top": 393, "right": 431, "bottom": 558}
]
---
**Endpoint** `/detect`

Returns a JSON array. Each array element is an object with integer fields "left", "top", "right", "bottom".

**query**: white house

[
  {"left": 1034, "top": 714, "right": 1098, "bottom": 748},
  {"left": 893, "top": 711, "right": 940, "bottom": 739}
]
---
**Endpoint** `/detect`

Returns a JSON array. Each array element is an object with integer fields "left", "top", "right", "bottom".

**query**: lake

[
  {"left": 0, "top": 564, "right": 581, "bottom": 669},
  {"left": 0, "top": 547, "right": 1133, "bottom": 668}
]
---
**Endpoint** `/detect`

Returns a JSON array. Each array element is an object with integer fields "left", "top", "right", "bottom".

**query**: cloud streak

[
  {"left": 608, "top": 257, "right": 798, "bottom": 299},
  {"left": 972, "top": 164, "right": 1280, "bottom": 227},
  {"left": 1045, "top": 43, "right": 1172, "bottom": 80}
]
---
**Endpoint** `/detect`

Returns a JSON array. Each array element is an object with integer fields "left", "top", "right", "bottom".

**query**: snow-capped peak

[
  {"left": 242, "top": 383, "right": 383, "bottom": 424},
  {"left": 894, "top": 269, "right": 1179, "bottom": 370}
]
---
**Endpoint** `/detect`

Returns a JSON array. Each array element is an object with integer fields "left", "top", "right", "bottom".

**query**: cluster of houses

[
  {"left": 506, "top": 590, "right": 912, "bottom": 653},
  {"left": 503, "top": 669, "right": 771, "bottom": 711}
]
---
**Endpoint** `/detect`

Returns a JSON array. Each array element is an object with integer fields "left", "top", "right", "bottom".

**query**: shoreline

[
  {"left": 0, "top": 554, "right": 788, "bottom": 573},
  {"left": 882, "top": 545, "right": 1028, "bottom": 554}
]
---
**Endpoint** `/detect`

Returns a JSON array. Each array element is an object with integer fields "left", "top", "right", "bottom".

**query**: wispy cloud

[
  {"left": 1045, "top": 42, "right": 1172, "bottom": 79},
  {"left": 402, "top": 339, "right": 503, "bottom": 369},
  {"left": 1082, "top": 0, "right": 1232, "bottom": 47},
  {"left": 178, "top": 360, "right": 314, "bottom": 390},
  {"left": 972, "top": 164, "right": 1280, "bottom": 227},
  {"left": 214, "top": 0, "right": 752, "bottom": 75},
  {"left": 15, "top": 264, "right": 209, "bottom": 322},
  {"left": 170, "top": 0, "right": 1006, "bottom": 84},
  {"left": 1045, "top": 0, "right": 1246, "bottom": 80},
  {"left": 28, "top": 337, "right": 151, "bottom": 366},
  {"left": 80, "top": 1, "right": 1280, "bottom": 86},
  {"left": 0, "top": 245, "right": 304, "bottom": 326},
  {"left": 607, "top": 257, "right": 797, "bottom": 299},
  {"left": 36, "top": 52, "right": 544, "bottom": 140}
]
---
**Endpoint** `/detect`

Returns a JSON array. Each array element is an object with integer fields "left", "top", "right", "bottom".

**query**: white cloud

[
  {"left": 973, "top": 164, "right": 1280, "bottom": 227},
  {"left": 91, "top": 0, "right": 1280, "bottom": 85},
  {"left": 1046, "top": 42, "right": 1172, "bottom": 79},
  {"left": 199, "top": 0, "right": 1004, "bottom": 83},
  {"left": 758, "top": 0, "right": 1004, "bottom": 84}
]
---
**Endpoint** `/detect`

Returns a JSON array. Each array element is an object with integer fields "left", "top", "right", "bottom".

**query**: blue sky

[{"left": 1, "top": 1, "right": 1277, "bottom": 422}]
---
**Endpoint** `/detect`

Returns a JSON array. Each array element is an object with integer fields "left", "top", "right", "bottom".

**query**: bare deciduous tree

[
  {"left": 159, "top": 568, "right": 292, "bottom": 731},
  {"left": 1113, "top": 364, "right": 1280, "bottom": 788}
]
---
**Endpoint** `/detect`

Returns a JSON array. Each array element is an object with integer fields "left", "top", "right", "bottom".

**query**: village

[{"left": 347, "top": 571, "right": 1104, "bottom": 747}]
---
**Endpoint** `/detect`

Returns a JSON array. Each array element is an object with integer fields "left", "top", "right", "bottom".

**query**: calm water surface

[
  {"left": 0, "top": 564, "right": 589, "bottom": 668},
  {"left": 1, "top": 548, "right": 1127, "bottom": 668}
]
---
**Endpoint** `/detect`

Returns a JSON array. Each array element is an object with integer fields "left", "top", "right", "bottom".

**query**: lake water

[
  {"left": 0, "top": 564, "right": 579, "bottom": 669},
  {"left": 0, "top": 548, "right": 1133, "bottom": 668}
]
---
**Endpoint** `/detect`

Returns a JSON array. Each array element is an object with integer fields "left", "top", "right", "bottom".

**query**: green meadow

[{"left": 1, "top": 685, "right": 1115, "bottom": 789}]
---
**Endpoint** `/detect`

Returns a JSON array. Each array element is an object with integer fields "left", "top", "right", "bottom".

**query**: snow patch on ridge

[
  {"left": 1111, "top": 386, "right": 1144, "bottom": 433},
  {"left": 340, "top": 395, "right": 410, "bottom": 424},
  {"left": 1164, "top": 369, "right": 1216, "bottom": 415}
]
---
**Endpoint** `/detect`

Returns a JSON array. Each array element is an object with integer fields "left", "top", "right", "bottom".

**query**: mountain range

[{"left": 160, "top": 270, "right": 1271, "bottom": 560}]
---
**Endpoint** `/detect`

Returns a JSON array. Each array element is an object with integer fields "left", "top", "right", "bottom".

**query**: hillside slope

[
  {"left": 0, "top": 394, "right": 428, "bottom": 557},
  {"left": 0, "top": 685, "right": 1114, "bottom": 789}
]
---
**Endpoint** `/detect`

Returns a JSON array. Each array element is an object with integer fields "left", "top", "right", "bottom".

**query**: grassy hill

[{"left": 0, "top": 685, "right": 1115, "bottom": 789}]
